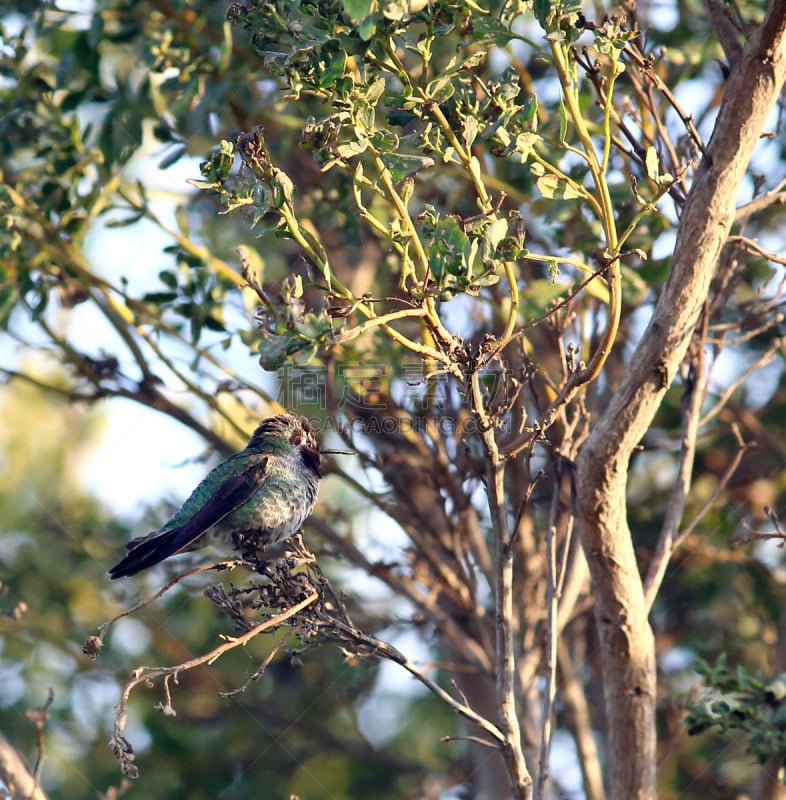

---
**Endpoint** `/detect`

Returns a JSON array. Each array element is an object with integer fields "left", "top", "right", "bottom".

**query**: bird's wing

[{"left": 108, "top": 457, "right": 270, "bottom": 579}]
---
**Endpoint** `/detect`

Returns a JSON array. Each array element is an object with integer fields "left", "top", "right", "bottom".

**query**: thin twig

[
  {"left": 624, "top": 44, "right": 707, "bottom": 156},
  {"left": 325, "top": 617, "right": 507, "bottom": 746},
  {"left": 441, "top": 735, "right": 499, "bottom": 749},
  {"left": 111, "top": 591, "right": 319, "bottom": 777},
  {"left": 727, "top": 235, "right": 786, "bottom": 266},
  {"left": 89, "top": 560, "right": 246, "bottom": 656},
  {"left": 537, "top": 479, "right": 561, "bottom": 798},
  {"left": 699, "top": 345, "right": 780, "bottom": 427},
  {"left": 673, "top": 424, "right": 749, "bottom": 551},
  {"left": 28, "top": 689, "right": 54, "bottom": 797},
  {"left": 556, "top": 642, "right": 605, "bottom": 800},
  {"left": 218, "top": 641, "right": 285, "bottom": 697},
  {"left": 309, "top": 517, "right": 494, "bottom": 673},
  {"left": 470, "top": 371, "right": 533, "bottom": 799},
  {"left": 735, "top": 178, "right": 786, "bottom": 221},
  {"left": 731, "top": 507, "right": 786, "bottom": 548}
]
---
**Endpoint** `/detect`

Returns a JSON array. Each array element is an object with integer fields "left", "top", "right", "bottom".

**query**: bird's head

[
  {"left": 247, "top": 414, "right": 315, "bottom": 449},
  {"left": 248, "top": 414, "right": 352, "bottom": 461}
]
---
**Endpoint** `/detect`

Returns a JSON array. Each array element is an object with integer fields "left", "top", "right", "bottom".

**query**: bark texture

[
  {"left": 0, "top": 732, "right": 49, "bottom": 800},
  {"left": 575, "top": 5, "right": 786, "bottom": 798}
]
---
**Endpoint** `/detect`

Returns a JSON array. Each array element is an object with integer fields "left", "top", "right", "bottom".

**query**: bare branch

[
  {"left": 326, "top": 617, "right": 508, "bottom": 746},
  {"left": 23, "top": 689, "right": 54, "bottom": 798},
  {"left": 735, "top": 177, "right": 786, "bottom": 221},
  {"left": 700, "top": 346, "right": 780, "bottom": 427},
  {"left": 727, "top": 234, "right": 786, "bottom": 266},
  {"left": 703, "top": 0, "right": 744, "bottom": 66},
  {"left": 471, "top": 372, "right": 533, "bottom": 800},
  {"left": 441, "top": 735, "right": 499, "bottom": 749},
  {"left": 218, "top": 641, "right": 284, "bottom": 697},
  {"left": 110, "top": 591, "right": 319, "bottom": 778},
  {"left": 536, "top": 476, "right": 562, "bottom": 798},
  {"left": 557, "top": 642, "right": 604, "bottom": 800},
  {"left": 87, "top": 560, "right": 247, "bottom": 658},
  {"left": 0, "top": 732, "right": 50, "bottom": 800},
  {"left": 731, "top": 506, "right": 786, "bottom": 548},
  {"left": 309, "top": 517, "right": 494, "bottom": 673},
  {"left": 624, "top": 43, "right": 707, "bottom": 156}
]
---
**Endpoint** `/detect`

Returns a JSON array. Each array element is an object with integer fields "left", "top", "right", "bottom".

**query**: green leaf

[
  {"left": 158, "top": 270, "right": 179, "bottom": 288},
  {"left": 514, "top": 131, "right": 542, "bottom": 162},
  {"left": 645, "top": 146, "right": 660, "bottom": 183},
  {"left": 424, "top": 213, "right": 472, "bottom": 284},
  {"left": 258, "top": 333, "right": 307, "bottom": 371},
  {"left": 519, "top": 278, "right": 571, "bottom": 314},
  {"left": 358, "top": 16, "right": 377, "bottom": 40},
  {"left": 481, "top": 217, "right": 508, "bottom": 262},
  {"left": 335, "top": 139, "right": 369, "bottom": 159},
  {"left": 558, "top": 95, "right": 568, "bottom": 143},
  {"left": 158, "top": 145, "right": 186, "bottom": 169},
  {"left": 535, "top": 173, "right": 583, "bottom": 200},
  {"left": 203, "top": 313, "right": 227, "bottom": 332},
  {"left": 292, "top": 343, "right": 318, "bottom": 365},
  {"left": 319, "top": 51, "right": 347, "bottom": 90},
  {"left": 380, "top": 152, "right": 435, "bottom": 183},
  {"left": 342, "top": 0, "right": 376, "bottom": 20},
  {"left": 426, "top": 51, "right": 485, "bottom": 98},
  {"left": 583, "top": 274, "right": 610, "bottom": 304},
  {"left": 366, "top": 76, "right": 386, "bottom": 106},
  {"left": 523, "top": 93, "right": 539, "bottom": 127},
  {"left": 282, "top": 274, "right": 303, "bottom": 301},
  {"left": 475, "top": 272, "right": 500, "bottom": 287},
  {"left": 382, "top": 0, "right": 430, "bottom": 20},
  {"left": 463, "top": 115, "right": 479, "bottom": 149}
]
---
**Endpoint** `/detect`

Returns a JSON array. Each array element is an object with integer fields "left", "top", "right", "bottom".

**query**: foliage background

[{"left": 1, "top": 0, "right": 786, "bottom": 798}]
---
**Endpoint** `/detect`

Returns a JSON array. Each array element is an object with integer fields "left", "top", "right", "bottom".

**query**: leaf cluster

[{"left": 686, "top": 655, "right": 786, "bottom": 771}]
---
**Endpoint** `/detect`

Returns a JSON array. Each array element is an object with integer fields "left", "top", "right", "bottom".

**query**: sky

[{"left": 6, "top": 145, "right": 221, "bottom": 519}]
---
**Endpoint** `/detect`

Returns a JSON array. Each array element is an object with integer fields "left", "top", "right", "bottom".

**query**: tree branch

[
  {"left": 575, "top": 2, "right": 786, "bottom": 797},
  {"left": 471, "top": 372, "right": 533, "bottom": 800},
  {"left": 643, "top": 314, "right": 707, "bottom": 610},
  {"left": 0, "top": 732, "right": 50, "bottom": 800},
  {"left": 110, "top": 590, "right": 320, "bottom": 778}
]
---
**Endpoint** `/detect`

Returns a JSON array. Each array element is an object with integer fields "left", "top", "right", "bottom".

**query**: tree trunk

[{"left": 576, "top": 4, "right": 786, "bottom": 798}]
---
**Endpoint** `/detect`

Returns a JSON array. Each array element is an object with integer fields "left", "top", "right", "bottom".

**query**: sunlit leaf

[{"left": 535, "top": 173, "right": 584, "bottom": 200}]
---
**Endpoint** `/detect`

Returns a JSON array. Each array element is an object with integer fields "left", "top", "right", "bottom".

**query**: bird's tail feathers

[{"left": 107, "top": 527, "right": 197, "bottom": 579}]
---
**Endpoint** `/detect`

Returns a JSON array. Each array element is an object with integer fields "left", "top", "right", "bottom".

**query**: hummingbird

[{"left": 108, "top": 414, "right": 350, "bottom": 579}]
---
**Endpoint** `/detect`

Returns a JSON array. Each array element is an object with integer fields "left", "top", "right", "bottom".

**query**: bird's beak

[{"left": 320, "top": 448, "right": 354, "bottom": 455}]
